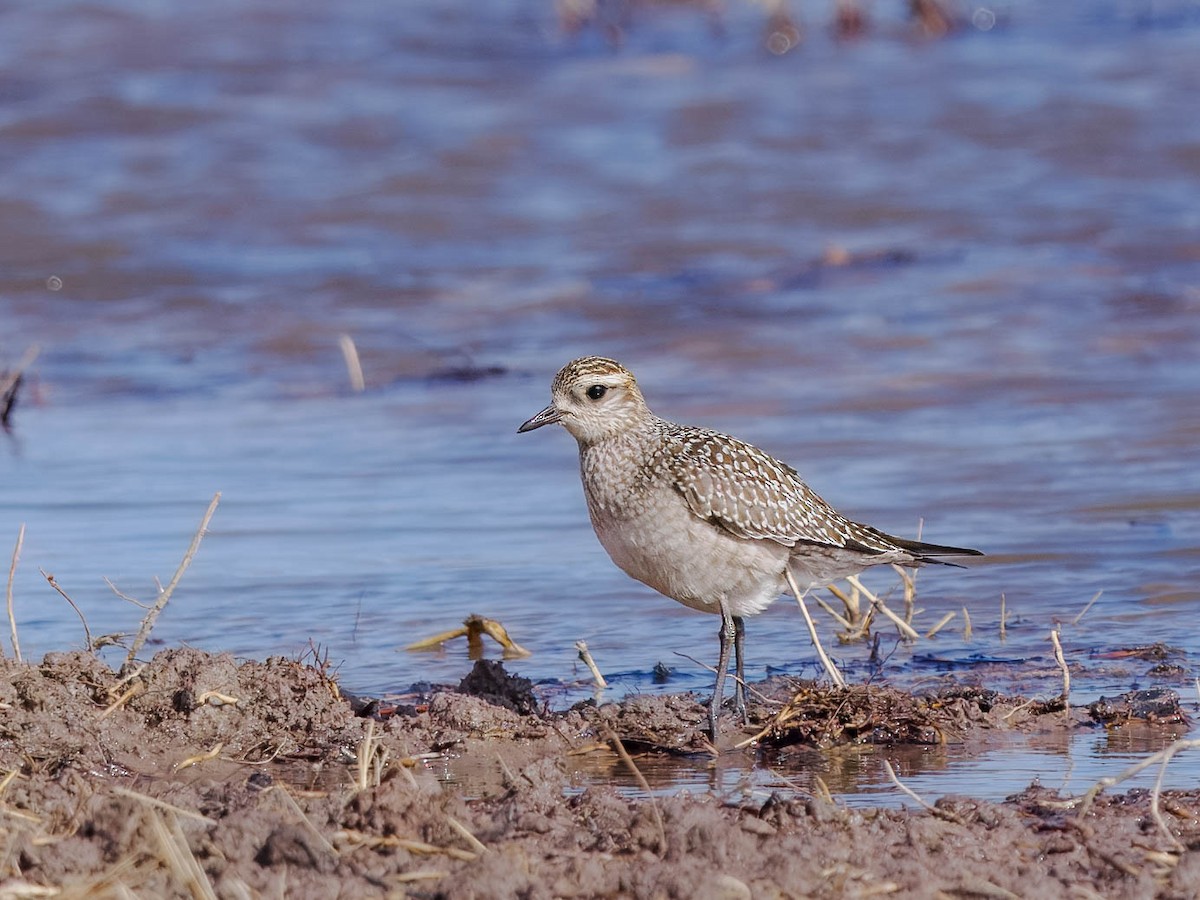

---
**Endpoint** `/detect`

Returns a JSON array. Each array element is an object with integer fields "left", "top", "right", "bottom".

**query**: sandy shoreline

[{"left": 1, "top": 647, "right": 1197, "bottom": 899}]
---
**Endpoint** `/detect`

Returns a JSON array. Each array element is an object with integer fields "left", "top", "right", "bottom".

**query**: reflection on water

[
  {"left": 555, "top": 720, "right": 1195, "bottom": 808},
  {"left": 3, "top": 0, "right": 1199, "bottom": 797}
]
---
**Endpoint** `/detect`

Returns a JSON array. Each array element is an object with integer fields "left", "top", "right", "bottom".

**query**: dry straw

[{"left": 123, "top": 492, "right": 221, "bottom": 673}]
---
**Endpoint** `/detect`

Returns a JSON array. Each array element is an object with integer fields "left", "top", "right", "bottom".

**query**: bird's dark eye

[{"left": 586, "top": 384, "right": 607, "bottom": 401}]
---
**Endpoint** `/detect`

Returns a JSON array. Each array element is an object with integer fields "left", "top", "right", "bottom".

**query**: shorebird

[{"left": 519, "top": 356, "right": 981, "bottom": 738}]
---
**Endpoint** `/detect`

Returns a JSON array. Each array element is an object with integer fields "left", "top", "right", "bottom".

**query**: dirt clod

[
  {"left": 1088, "top": 687, "right": 1187, "bottom": 725},
  {"left": 456, "top": 658, "right": 537, "bottom": 714}
]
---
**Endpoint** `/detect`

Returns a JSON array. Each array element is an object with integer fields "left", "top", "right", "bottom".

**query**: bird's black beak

[{"left": 518, "top": 405, "right": 562, "bottom": 433}]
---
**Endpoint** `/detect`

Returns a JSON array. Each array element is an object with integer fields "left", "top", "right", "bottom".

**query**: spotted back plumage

[{"left": 655, "top": 424, "right": 898, "bottom": 554}]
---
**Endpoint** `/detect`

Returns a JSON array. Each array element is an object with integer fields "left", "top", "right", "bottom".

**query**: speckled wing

[{"left": 661, "top": 427, "right": 898, "bottom": 554}]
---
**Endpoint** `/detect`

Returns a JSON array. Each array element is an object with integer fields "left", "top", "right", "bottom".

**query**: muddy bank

[{"left": 1, "top": 649, "right": 1197, "bottom": 898}]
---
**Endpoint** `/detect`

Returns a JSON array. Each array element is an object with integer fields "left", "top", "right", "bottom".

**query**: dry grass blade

[
  {"left": 0, "top": 881, "right": 59, "bottom": 898},
  {"left": 111, "top": 786, "right": 217, "bottom": 825},
  {"left": 845, "top": 575, "right": 919, "bottom": 642},
  {"left": 353, "top": 719, "right": 389, "bottom": 792},
  {"left": 604, "top": 728, "right": 666, "bottom": 856},
  {"left": 445, "top": 816, "right": 489, "bottom": 856},
  {"left": 338, "top": 333, "right": 366, "bottom": 392},
  {"left": 6, "top": 523, "right": 24, "bottom": 661},
  {"left": 146, "top": 807, "right": 218, "bottom": 900},
  {"left": 174, "top": 742, "right": 225, "bottom": 772},
  {"left": 124, "top": 492, "right": 221, "bottom": 672},
  {"left": 194, "top": 690, "right": 240, "bottom": 707},
  {"left": 0, "top": 768, "right": 19, "bottom": 795},
  {"left": 99, "top": 682, "right": 145, "bottom": 719},
  {"left": 883, "top": 760, "right": 962, "bottom": 824},
  {"left": 816, "top": 585, "right": 854, "bottom": 631},
  {"left": 1050, "top": 628, "right": 1070, "bottom": 708},
  {"left": 39, "top": 569, "right": 94, "bottom": 651},
  {"left": 334, "top": 829, "right": 476, "bottom": 861},
  {"left": 263, "top": 786, "right": 338, "bottom": 856},
  {"left": 1071, "top": 590, "right": 1103, "bottom": 626},
  {"left": 785, "top": 569, "right": 846, "bottom": 688},
  {"left": 925, "top": 611, "right": 956, "bottom": 639},
  {"left": 961, "top": 605, "right": 972, "bottom": 641},
  {"left": 891, "top": 563, "right": 917, "bottom": 623},
  {"left": 814, "top": 597, "right": 853, "bottom": 631},
  {"left": 394, "top": 869, "right": 449, "bottom": 883},
  {"left": 1071, "top": 737, "right": 1200, "bottom": 849},
  {"left": 394, "top": 839, "right": 475, "bottom": 861}
]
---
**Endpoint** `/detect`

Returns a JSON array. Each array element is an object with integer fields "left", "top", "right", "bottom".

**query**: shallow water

[
  {"left": 3, "top": 0, "right": 1199, "bottom": 804},
  {"left": 553, "top": 722, "right": 1197, "bottom": 809}
]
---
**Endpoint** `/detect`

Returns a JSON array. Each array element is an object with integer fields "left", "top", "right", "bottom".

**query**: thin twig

[
  {"left": 575, "top": 640, "right": 607, "bottom": 688},
  {"left": 890, "top": 564, "right": 917, "bottom": 624},
  {"left": 845, "top": 575, "right": 920, "bottom": 641},
  {"left": 1050, "top": 627, "right": 1070, "bottom": 708},
  {"left": 6, "top": 525, "right": 23, "bottom": 661},
  {"left": 785, "top": 569, "right": 846, "bottom": 688},
  {"left": 1001, "top": 697, "right": 1038, "bottom": 722},
  {"left": 40, "top": 569, "right": 94, "bottom": 651},
  {"left": 1071, "top": 590, "right": 1103, "bottom": 627},
  {"left": 604, "top": 728, "right": 665, "bottom": 856},
  {"left": 961, "top": 605, "right": 972, "bottom": 641},
  {"left": 924, "top": 611, "right": 956, "bottom": 639},
  {"left": 882, "top": 759, "right": 962, "bottom": 824},
  {"left": 124, "top": 493, "right": 220, "bottom": 672},
  {"left": 104, "top": 576, "right": 152, "bottom": 609},
  {"left": 1150, "top": 746, "right": 1186, "bottom": 852},
  {"left": 813, "top": 594, "right": 853, "bottom": 631},
  {"left": 999, "top": 593, "right": 1007, "bottom": 640},
  {"left": 1072, "top": 738, "right": 1200, "bottom": 832},
  {"left": 823, "top": 583, "right": 859, "bottom": 630}
]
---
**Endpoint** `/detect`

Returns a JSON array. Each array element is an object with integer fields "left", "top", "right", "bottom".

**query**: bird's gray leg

[
  {"left": 710, "top": 603, "right": 735, "bottom": 740},
  {"left": 733, "top": 615, "right": 747, "bottom": 723}
]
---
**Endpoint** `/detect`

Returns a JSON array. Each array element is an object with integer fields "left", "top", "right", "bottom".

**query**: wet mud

[{"left": 2, "top": 649, "right": 1198, "bottom": 898}]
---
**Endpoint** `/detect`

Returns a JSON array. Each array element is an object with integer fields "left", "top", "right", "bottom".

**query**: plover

[{"left": 519, "top": 356, "right": 981, "bottom": 738}]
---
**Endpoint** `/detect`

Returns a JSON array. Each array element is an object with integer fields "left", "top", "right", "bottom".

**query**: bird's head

[{"left": 518, "top": 356, "right": 651, "bottom": 444}]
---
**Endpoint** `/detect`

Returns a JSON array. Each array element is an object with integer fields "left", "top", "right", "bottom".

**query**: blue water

[{"left": 3, "top": 0, "right": 1199, "bottom": 802}]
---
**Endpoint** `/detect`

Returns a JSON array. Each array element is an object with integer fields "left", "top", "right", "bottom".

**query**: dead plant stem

[
  {"left": 785, "top": 569, "right": 846, "bottom": 687},
  {"left": 40, "top": 569, "right": 94, "bottom": 651},
  {"left": 604, "top": 728, "right": 665, "bottom": 856},
  {"left": 124, "top": 493, "right": 220, "bottom": 672},
  {"left": 6, "top": 524, "right": 23, "bottom": 661}
]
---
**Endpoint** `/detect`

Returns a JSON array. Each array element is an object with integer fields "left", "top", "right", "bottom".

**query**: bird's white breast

[{"left": 579, "top": 436, "right": 789, "bottom": 618}]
